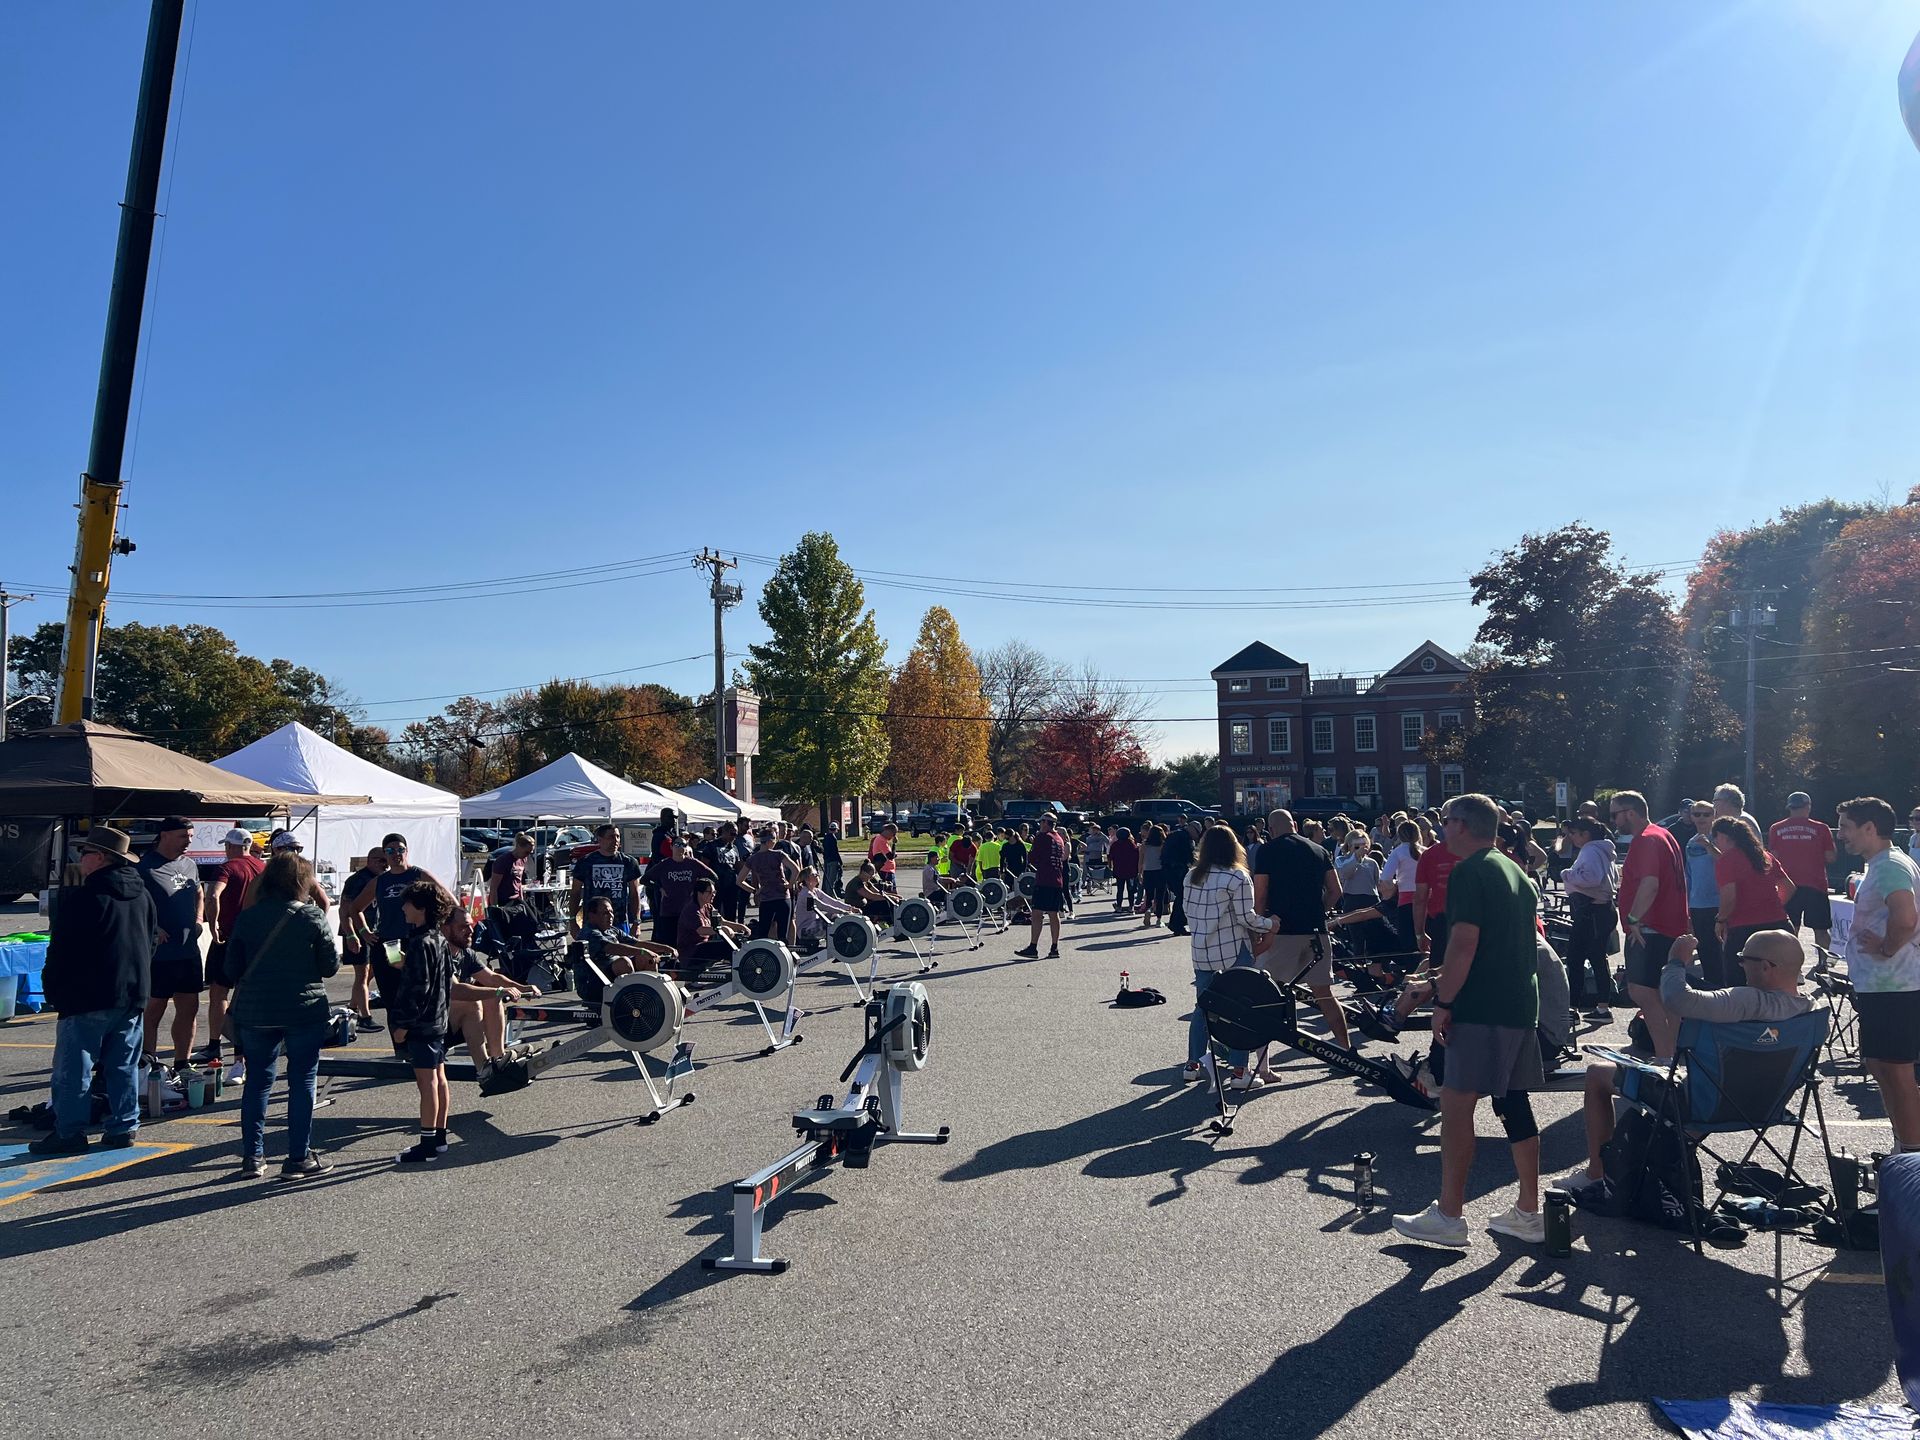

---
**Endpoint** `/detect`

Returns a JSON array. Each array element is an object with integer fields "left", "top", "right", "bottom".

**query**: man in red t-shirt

[
  {"left": 1609, "top": 790, "right": 1690, "bottom": 1059},
  {"left": 1413, "top": 826, "right": 1460, "bottom": 962},
  {"left": 1768, "top": 791, "right": 1837, "bottom": 948}
]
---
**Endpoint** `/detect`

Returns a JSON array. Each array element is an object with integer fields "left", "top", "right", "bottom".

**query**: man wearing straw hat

[{"left": 32, "top": 826, "right": 156, "bottom": 1155}]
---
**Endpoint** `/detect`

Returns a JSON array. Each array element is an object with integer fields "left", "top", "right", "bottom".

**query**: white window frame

[
  {"left": 1354, "top": 766, "right": 1380, "bottom": 799},
  {"left": 1401, "top": 712, "right": 1426, "bottom": 750},
  {"left": 1438, "top": 710, "right": 1463, "bottom": 733},
  {"left": 1311, "top": 716, "right": 1335, "bottom": 754},
  {"left": 1441, "top": 766, "right": 1465, "bottom": 799},
  {"left": 1312, "top": 767, "right": 1337, "bottom": 798},
  {"left": 1403, "top": 766, "right": 1428, "bottom": 810},
  {"left": 1267, "top": 716, "right": 1291, "bottom": 755},
  {"left": 1227, "top": 678, "right": 1251, "bottom": 694},
  {"left": 1419, "top": 654, "right": 1438, "bottom": 673},
  {"left": 1353, "top": 714, "right": 1377, "bottom": 753},
  {"left": 1266, "top": 676, "right": 1289, "bottom": 692},
  {"left": 1230, "top": 719, "right": 1252, "bottom": 755}
]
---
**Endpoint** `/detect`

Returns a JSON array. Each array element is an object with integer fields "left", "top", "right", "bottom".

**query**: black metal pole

[{"left": 86, "top": 0, "right": 185, "bottom": 488}]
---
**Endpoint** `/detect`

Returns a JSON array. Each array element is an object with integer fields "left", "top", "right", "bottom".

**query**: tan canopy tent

[{"left": 0, "top": 721, "right": 369, "bottom": 818}]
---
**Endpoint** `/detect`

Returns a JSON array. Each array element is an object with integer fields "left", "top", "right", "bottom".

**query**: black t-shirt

[
  {"left": 650, "top": 856, "right": 714, "bottom": 919},
  {"left": 572, "top": 851, "right": 643, "bottom": 925},
  {"left": 696, "top": 840, "right": 740, "bottom": 891},
  {"left": 374, "top": 866, "right": 430, "bottom": 942},
  {"left": 1253, "top": 834, "right": 1334, "bottom": 934},
  {"left": 1001, "top": 838, "right": 1028, "bottom": 874}
]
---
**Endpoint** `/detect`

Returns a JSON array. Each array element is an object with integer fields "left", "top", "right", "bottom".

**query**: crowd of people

[{"left": 23, "top": 784, "right": 1919, "bottom": 1235}]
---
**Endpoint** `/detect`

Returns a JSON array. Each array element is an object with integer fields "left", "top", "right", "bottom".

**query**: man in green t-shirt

[{"left": 1393, "top": 793, "right": 1545, "bottom": 1249}]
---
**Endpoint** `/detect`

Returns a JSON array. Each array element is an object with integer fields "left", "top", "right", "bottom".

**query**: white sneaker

[
  {"left": 1179, "top": 1063, "right": 1204, "bottom": 1083},
  {"left": 1391, "top": 1202, "right": 1470, "bottom": 1248},
  {"left": 1487, "top": 1205, "right": 1546, "bottom": 1243},
  {"left": 1227, "top": 1073, "right": 1268, "bottom": 1095},
  {"left": 1552, "top": 1166, "right": 1606, "bottom": 1200},
  {"left": 225, "top": 1059, "right": 246, "bottom": 1089}
]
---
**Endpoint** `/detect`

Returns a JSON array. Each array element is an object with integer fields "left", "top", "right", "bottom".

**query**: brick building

[{"left": 1213, "top": 640, "right": 1473, "bottom": 818}]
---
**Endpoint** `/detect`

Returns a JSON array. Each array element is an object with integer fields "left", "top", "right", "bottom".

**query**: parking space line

[{"left": 0, "top": 1140, "right": 192, "bottom": 1206}]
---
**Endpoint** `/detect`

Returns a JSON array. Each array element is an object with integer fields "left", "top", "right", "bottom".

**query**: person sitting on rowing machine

[
  {"left": 581, "top": 896, "right": 676, "bottom": 981},
  {"left": 921, "top": 853, "right": 967, "bottom": 902},
  {"left": 674, "top": 878, "right": 749, "bottom": 980},
  {"left": 441, "top": 907, "right": 542, "bottom": 1079},
  {"left": 795, "top": 866, "right": 856, "bottom": 952},
  {"left": 848, "top": 863, "right": 897, "bottom": 926}
]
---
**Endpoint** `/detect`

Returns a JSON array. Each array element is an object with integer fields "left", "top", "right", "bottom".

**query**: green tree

[
  {"left": 745, "top": 533, "right": 891, "bottom": 813},
  {"left": 9, "top": 620, "right": 363, "bottom": 759},
  {"left": 1464, "top": 524, "right": 1716, "bottom": 807},
  {"left": 1159, "top": 751, "right": 1221, "bottom": 807}
]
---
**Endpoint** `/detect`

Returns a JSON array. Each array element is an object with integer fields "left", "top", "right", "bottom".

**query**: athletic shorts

[
  {"left": 205, "top": 939, "right": 232, "bottom": 989},
  {"left": 1786, "top": 886, "right": 1832, "bottom": 932},
  {"left": 393, "top": 1034, "right": 448, "bottom": 1069},
  {"left": 150, "top": 948, "right": 205, "bottom": 997},
  {"left": 1441, "top": 1021, "right": 1545, "bottom": 1097},
  {"left": 340, "top": 939, "right": 372, "bottom": 968},
  {"left": 1623, "top": 929, "right": 1676, "bottom": 988},
  {"left": 1856, "top": 991, "right": 1920, "bottom": 1065},
  {"left": 1030, "top": 883, "right": 1065, "bottom": 915},
  {"left": 1264, "top": 932, "right": 1331, "bottom": 988}
]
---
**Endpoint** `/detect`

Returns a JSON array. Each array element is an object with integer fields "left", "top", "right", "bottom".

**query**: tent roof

[
  {"left": 0, "top": 721, "right": 368, "bottom": 819},
  {"left": 459, "top": 752, "right": 679, "bottom": 822},
  {"left": 675, "top": 778, "right": 779, "bottom": 824},
  {"left": 213, "top": 722, "right": 458, "bottom": 816}
]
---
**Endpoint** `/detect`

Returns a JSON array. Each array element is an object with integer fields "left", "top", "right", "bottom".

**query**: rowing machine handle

[{"left": 841, "top": 1013, "right": 909, "bottom": 1082}]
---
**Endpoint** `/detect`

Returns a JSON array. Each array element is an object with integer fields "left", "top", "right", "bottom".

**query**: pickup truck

[
  {"left": 913, "top": 803, "right": 970, "bottom": 836},
  {"left": 1000, "top": 799, "right": 1088, "bottom": 829},
  {"left": 1122, "top": 798, "right": 1217, "bottom": 827}
]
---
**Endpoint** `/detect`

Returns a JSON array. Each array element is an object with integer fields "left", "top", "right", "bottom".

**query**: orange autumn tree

[{"left": 881, "top": 607, "right": 991, "bottom": 803}]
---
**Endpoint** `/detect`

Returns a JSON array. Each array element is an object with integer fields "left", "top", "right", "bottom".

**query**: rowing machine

[
  {"left": 890, "top": 895, "right": 943, "bottom": 971},
  {"left": 480, "top": 972, "right": 696, "bottom": 1122},
  {"left": 1199, "top": 965, "right": 1435, "bottom": 1133},
  {"left": 703, "top": 982, "right": 948, "bottom": 1273},
  {"left": 942, "top": 884, "right": 987, "bottom": 950},
  {"left": 977, "top": 875, "right": 1012, "bottom": 931}
]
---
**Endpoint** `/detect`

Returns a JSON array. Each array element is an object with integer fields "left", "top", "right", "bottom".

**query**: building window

[
  {"left": 1438, "top": 710, "right": 1463, "bottom": 733},
  {"left": 1441, "top": 766, "right": 1465, "bottom": 799},
  {"left": 1227, "top": 678, "right": 1250, "bottom": 694},
  {"left": 1355, "top": 767, "right": 1379, "bottom": 800},
  {"left": 1401, "top": 712, "right": 1426, "bottom": 750},
  {"left": 1313, "top": 768, "right": 1337, "bottom": 797},
  {"left": 1266, "top": 676, "right": 1289, "bottom": 692},
  {"left": 1311, "top": 717, "right": 1334, "bottom": 753},
  {"left": 1230, "top": 719, "right": 1251, "bottom": 755},
  {"left": 1267, "top": 717, "right": 1291, "bottom": 755},
  {"left": 1353, "top": 714, "right": 1377, "bottom": 753},
  {"left": 1420, "top": 654, "right": 1437, "bottom": 673},
  {"left": 1403, "top": 766, "right": 1428, "bottom": 810}
]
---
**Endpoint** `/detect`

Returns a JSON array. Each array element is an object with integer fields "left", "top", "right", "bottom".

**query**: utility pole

[
  {"left": 1731, "top": 590, "right": 1778, "bottom": 805},
  {"left": 56, "top": 0, "right": 184, "bottom": 723},
  {"left": 691, "top": 549, "right": 742, "bottom": 789},
  {"left": 0, "top": 586, "right": 35, "bottom": 743}
]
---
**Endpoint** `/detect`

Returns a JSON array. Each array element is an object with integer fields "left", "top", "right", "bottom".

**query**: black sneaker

[
  {"left": 191, "top": 1043, "right": 222, "bottom": 1064},
  {"left": 353, "top": 1013, "right": 383, "bottom": 1033},
  {"left": 99, "top": 1130, "right": 138, "bottom": 1149},
  {"left": 397, "top": 1142, "right": 439, "bottom": 1165},
  {"left": 1584, "top": 1006, "right": 1613, "bottom": 1022},
  {"left": 27, "top": 1130, "right": 90, "bottom": 1156},
  {"left": 1045, "top": 948, "right": 1060, "bottom": 959},
  {"left": 232, "top": 1156, "right": 264, "bottom": 1180},
  {"left": 1013, "top": 946, "right": 1039, "bottom": 959},
  {"left": 279, "top": 1154, "right": 334, "bottom": 1180}
]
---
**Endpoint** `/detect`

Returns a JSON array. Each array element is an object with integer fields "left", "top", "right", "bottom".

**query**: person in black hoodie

[
  {"left": 1162, "top": 821, "right": 1198, "bottom": 936},
  {"left": 370, "top": 879, "right": 459, "bottom": 1164},
  {"left": 35, "top": 826, "right": 156, "bottom": 1155}
]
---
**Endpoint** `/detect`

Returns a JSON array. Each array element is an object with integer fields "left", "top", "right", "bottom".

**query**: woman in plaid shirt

[{"left": 1180, "top": 825, "right": 1275, "bottom": 1084}]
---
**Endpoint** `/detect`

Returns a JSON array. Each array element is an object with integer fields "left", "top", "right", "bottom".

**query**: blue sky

[{"left": 4, "top": 1, "right": 1917, "bottom": 766}]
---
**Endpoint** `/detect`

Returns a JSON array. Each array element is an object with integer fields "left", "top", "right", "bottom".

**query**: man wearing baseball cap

[
  {"left": 32, "top": 827, "right": 156, "bottom": 1155},
  {"left": 1769, "top": 790, "right": 1838, "bottom": 951},
  {"left": 137, "top": 817, "right": 207, "bottom": 1077}
]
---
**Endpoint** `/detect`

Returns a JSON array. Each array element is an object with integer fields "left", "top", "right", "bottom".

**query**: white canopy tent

[
  {"left": 675, "top": 778, "right": 780, "bottom": 825},
  {"left": 460, "top": 752, "right": 716, "bottom": 824},
  {"left": 213, "top": 722, "right": 461, "bottom": 893}
]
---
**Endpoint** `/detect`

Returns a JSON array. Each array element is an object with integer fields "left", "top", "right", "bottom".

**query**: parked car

[
  {"left": 1000, "top": 799, "right": 1088, "bottom": 830},
  {"left": 913, "top": 804, "right": 970, "bottom": 836},
  {"left": 1124, "top": 798, "right": 1216, "bottom": 827}
]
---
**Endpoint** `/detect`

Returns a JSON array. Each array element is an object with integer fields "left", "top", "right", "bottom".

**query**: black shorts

[
  {"left": 150, "top": 948, "right": 205, "bottom": 997},
  {"left": 205, "top": 940, "right": 231, "bottom": 989},
  {"left": 1786, "top": 886, "right": 1832, "bottom": 932},
  {"left": 1856, "top": 991, "right": 1920, "bottom": 1065},
  {"left": 1624, "top": 929, "right": 1676, "bottom": 988},
  {"left": 393, "top": 1034, "right": 448, "bottom": 1069},
  {"left": 752, "top": 898, "right": 792, "bottom": 938},
  {"left": 1030, "top": 883, "right": 1065, "bottom": 914},
  {"left": 340, "top": 939, "right": 372, "bottom": 969}
]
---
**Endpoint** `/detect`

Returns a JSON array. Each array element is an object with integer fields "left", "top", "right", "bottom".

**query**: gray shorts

[
  {"left": 1262, "top": 932, "right": 1331, "bottom": 988},
  {"left": 1442, "top": 1022, "right": 1544, "bottom": 1097}
]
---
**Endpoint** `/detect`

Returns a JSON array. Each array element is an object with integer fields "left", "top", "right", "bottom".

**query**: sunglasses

[{"left": 385, "top": 845, "right": 406, "bottom": 854}]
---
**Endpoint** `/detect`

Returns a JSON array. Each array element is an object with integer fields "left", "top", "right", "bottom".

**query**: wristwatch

[{"left": 1433, "top": 998, "right": 1454, "bottom": 1010}]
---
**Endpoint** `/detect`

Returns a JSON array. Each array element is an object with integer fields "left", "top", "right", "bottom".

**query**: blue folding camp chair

[{"left": 1588, "top": 1006, "right": 1835, "bottom": 1253}]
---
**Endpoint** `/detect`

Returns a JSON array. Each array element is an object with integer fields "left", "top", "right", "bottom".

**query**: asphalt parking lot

[{"left": 0, "top": 896, "right": 1901, "bottom": 1438}]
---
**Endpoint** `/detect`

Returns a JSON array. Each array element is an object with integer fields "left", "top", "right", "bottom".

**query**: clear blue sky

[{"left": 4, "top": 1, "right": 1917, "bottom": 765}]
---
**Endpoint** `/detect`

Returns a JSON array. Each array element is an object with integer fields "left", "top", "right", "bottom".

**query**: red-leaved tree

[{"left": 1026, "top": 669, "right": 1151, "bottom": 809}]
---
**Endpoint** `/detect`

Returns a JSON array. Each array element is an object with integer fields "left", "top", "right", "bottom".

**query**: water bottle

[
  {"left": 1545, "top": 1190, "right": 1573, "bottom": 1257},
  {"left": 1119, "top": 970, "right": 1131, "bottom": 991},
  {"left": 1353, "top": 1152, "right": 1374, "bottom": 1211}
]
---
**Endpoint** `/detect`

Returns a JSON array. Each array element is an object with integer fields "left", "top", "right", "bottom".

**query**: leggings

[
  {"left": 1564, "top": 896, "right": 1618, "bottom": 1007},
  {"left": 1115, "top": 876, "right": 1141, "bottom": 907},
  {"left": 1690, "top": 907, "right": 1728, "bottom": 988},
  {"left": 1144, "top": 873, "right": 1167, "bottom": 914}
]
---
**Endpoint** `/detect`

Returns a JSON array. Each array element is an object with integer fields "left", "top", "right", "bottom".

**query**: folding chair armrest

[{"left": 1583, "top": 1045, "right": 1667, "bottom": 1079}]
